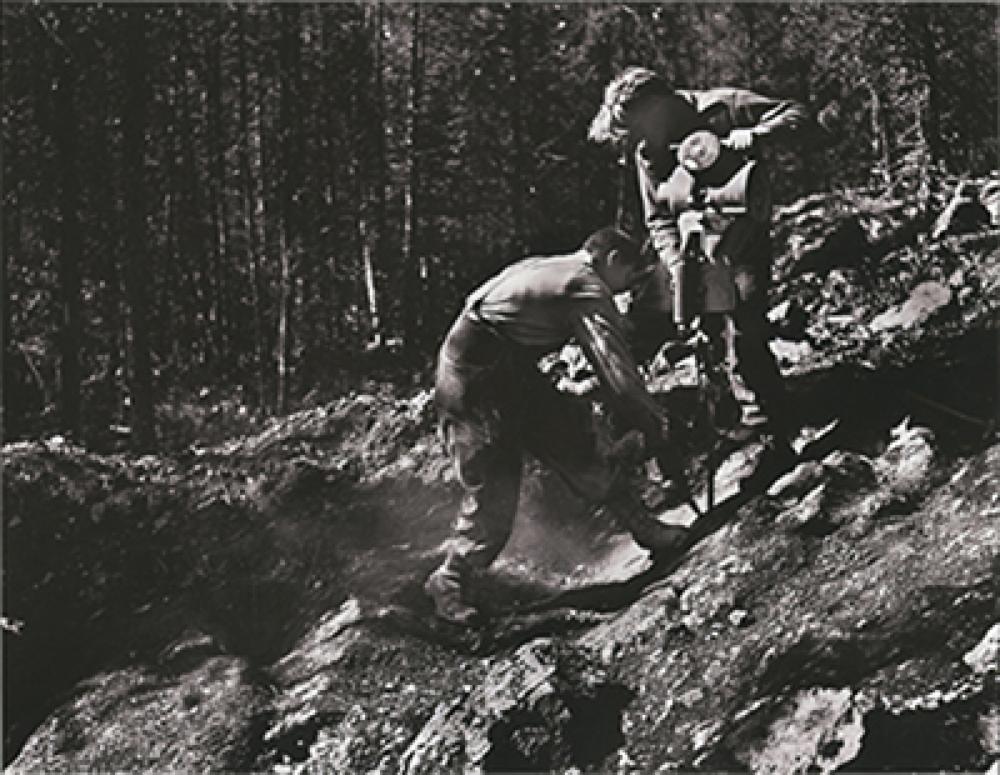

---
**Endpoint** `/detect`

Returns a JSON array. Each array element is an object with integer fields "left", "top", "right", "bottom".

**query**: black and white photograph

[{"left": 2, "top": 1, "right": 998, "bottom": 771}]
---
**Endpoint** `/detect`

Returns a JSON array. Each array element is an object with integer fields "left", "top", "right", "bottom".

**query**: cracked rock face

[
  {"left": 965, "top": 624, "right": 1000, "bottom": 675},
  {"left": 9, "top": 658, "right": 271, "bottom": 773},
  {"left": 402, "top": 638, "right": 632, "bottom": 773},
  {"left": 735, "top": 688, "right": 865, "bottom": 774},
  {"left": 9, "top": 425, "right": 997, "bottom": 773}
]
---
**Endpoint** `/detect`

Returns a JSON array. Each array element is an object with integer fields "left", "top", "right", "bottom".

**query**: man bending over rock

[{"left": 425, "top": 227, "right": 688, "bottom": 624}]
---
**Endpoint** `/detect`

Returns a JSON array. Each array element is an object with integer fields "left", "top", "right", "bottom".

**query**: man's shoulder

[
  {"left": 519, "top": 254, "right": 609, "bottom": 300},
  {"left": 565, "top": 267, "right": 609, "bottom": 301},
  {"left": 549, "top": 256, "right": 609, "bottom": 300},
  {"left": 679, "top": 86, "right": 746, "bottom": 111}
]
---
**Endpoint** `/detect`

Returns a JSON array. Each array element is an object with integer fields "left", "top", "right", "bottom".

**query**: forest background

[{"left": 3, "top": 2, "right": 997, "bottom": 451}]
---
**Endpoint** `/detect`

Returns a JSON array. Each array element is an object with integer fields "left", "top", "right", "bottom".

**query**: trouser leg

[
  {"left": 518, "top": 369, "right": 688, "bottom": 553},
  {"left": 518, "top": 367, "right": 616, "bottom": 503},
  {"left": 732, "top": 262, "right": 794, "bottom": 440},
  {"left": 440, "top": 413, "right": 523, "bottom": 572},
  {"left": 628, "top": 261, "right": 680, "bottom": 364},
  {"left": 426, "top": 354, "right": 524, "bottom": 622},
  {"left": 425, "top": 413, "right": 522, "bottom": 623},
  {"left": 731, "top": 290, "right": 800, "bottom": 491}
]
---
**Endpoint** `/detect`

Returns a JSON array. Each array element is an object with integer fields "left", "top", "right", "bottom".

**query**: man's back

[{"left": 464, "top": 253, "right": 616, "bottom": 352}]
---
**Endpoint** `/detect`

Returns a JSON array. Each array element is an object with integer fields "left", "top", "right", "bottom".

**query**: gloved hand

[
  {"left": 647, "top": 415, "right": 686, "bottom": 480},
  {"left": 607, "top": 429, "right": 647, "bottom": 467},
  {"left": 722, "top": 127, "right": 758, "bottom": 151},
  {"left": 655, "top": 449, "right": 695, "bottom": 512},
  {"left": 654, "top": 445, "right": 687, "bottom": 489}
]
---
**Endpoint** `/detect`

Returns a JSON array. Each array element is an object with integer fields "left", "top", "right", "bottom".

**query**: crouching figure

[{"left": 425, "top": 227, "right": 689, "bottom": 624}]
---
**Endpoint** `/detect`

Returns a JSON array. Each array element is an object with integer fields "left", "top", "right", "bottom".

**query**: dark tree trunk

[
  {"left": 238, "top": 6, "right": 268, "bottom": 408},
  {"left": 357, "top": 0, "right": 385, "bottom": 347},
  {"left": 276, "top": 4, "right": 302, "bottom": 412},
  {"left": 92, "top": 36, "right": 126, "bottom": 429},
  {"left": 3, "top": 187, "right": 25, "bottom": 439},
  {"left": 122, "top": 6, "right": 155, "bottom": 449},
  {"left": 401, "top": 3, "right": 426, "bottom": 359},
  {"left": 737, "top": 4, "right": 759, "bottom": 85},
  {"left": 176, "top": 25, "right": 212, "bottom": 370},
  {"left": 508, "top": 4, "right": 527, "bottom": 256},
  {"left": 52, "top": 53, "right": 83, "bottom": 437},
  {"left": 208, "top": 6, "right": 233, "bottom": 377},
  {"left": 920, "top": 8, "right": 943, "bottom": 166}
]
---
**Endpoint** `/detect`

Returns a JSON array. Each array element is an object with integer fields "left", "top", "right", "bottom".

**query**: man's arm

[
  {"left": 570, "top": 300, "right": 668, "bottom": 449},
  {"left": 687, "top": 87, "right": 814, "bottom": 147},
  {"left": 734, "top": 88, "right": 811, "bottom": 141},
  {"left": 636, "top": 145, "right": 683, "bottom": 268}
]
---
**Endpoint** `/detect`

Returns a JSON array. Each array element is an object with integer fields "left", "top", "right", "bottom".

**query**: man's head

[
  {"left": 583, "top": 227, "right": 657, "bottom": 293},
  {"left": 588, "top": 66, "right": 699, "bottom": 156}
]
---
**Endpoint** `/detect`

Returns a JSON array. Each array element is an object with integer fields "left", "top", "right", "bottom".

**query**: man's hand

[
  {"left": 721, "top": 128, "right": 758, "bottom": 151},
  {"left": 607, "top": 429, "right": 647, "bottom": 466}
]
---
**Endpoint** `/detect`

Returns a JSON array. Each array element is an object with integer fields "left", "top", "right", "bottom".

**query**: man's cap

[
  {"left": 588, "top": 66, "right": 699, "bottom": 148},
  {"left": 583, "top": 226, "right": 643, "bottom": 262},
  {"left": 589, "top": 67, "right": 666, "bottom": 145}
]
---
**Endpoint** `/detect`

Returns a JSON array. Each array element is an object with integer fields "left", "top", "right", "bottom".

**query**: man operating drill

[{"left": 589, "top": 67, "right": 827, "bottom": 486}]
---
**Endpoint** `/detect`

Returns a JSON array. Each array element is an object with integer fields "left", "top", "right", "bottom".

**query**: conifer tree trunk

[
  {"left": 919, "top": 8, "right": 943, "bottom": 167},
  {"left": 508, "top": 4, "right": 527, "bottom": 256},
  {"left": 592, "top": 13, "right": 626, "bottom": 227},
  {"left": 238, "top": 6, "right": 267, "bottom": 408},
  {"left": 276, "top": 4, "right": 302, "bottom": 412},
  {"left": 870, "top": 87, "right": 892, "bottom": 187},
  {"left": 358, "top": 0, "right": 385, "bottom": 347},
  {"left": 52, "top": 53, "right": 82, "bottom": 437},
  {"left": 401, "top": 3, "right": 426, "bottom": 356},
  {"left": 122, "top": 6, "right": 155, "bottom": 448},
  {"left": 276, "top": 230, "right": 291, "bottom": 413},
  {"left": 91, "top": 49, "right": 125, "bottom": 427},
  {"left": 3, "top": 173, "right": 26, "bottom": 437},
  {"left": 737, "top": 4, "right": 759, "bottom": 84},
  {"left": 176, "top": 30, "right": 212, "bottom": 369},
  {"left": 208, "top": 6, "right": 233, "bottom": 377}
]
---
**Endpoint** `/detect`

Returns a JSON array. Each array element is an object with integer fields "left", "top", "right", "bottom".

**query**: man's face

[
  {"left": 621, "top": 98, "right": 673, "bottom": 156},
  {"left": 628, "top": 257, "right": 659, "bottom": 295},
  {"left": 620, "top": 93, "right": 701, "bottom": 161},
  {"left": 606, "top": 248, "right": 657, "bottom": 295}
]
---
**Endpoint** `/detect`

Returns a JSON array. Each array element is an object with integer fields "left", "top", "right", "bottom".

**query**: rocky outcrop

[
  {"left": 10, "top": 418, "right": 996, "bottom": 773},
  {"left": 9, "top": 656, "right": 271, "bottom": 773}
]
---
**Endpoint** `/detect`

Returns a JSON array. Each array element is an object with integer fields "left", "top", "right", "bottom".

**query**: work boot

[
  {"left": 617, "top": 505, "right": 689, "bottom": 554},
  {"left": 711, "top": 386, "right": 743, "bottom": 433},
  {"left": 607, "top": 429, "right": 646, "bottom": 466},
  {"left": 423, "top": 563, "right": 478, "bottom": 625},
  {"left": 740, "top": 436, "right": 798, "bottom": 493}
]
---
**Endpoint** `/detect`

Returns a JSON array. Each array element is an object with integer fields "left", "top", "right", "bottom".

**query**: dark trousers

[
  {"left": 434, "top": 349, "right": 618, "bottom": 574},
  {"left": 632, "top": 222, "right": 791, "bottom": 437}
]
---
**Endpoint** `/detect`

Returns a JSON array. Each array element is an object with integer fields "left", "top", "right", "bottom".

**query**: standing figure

[
  {"left": 589, "top": 67, "right": 822, "bottom": 483},
  {"left": 425, "top": 227, "right": 688, "bottom": 624}
]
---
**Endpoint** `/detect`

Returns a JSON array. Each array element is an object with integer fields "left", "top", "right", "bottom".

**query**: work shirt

[
  {"left": 639, "top": 87, "right": 812, "bottom": 267},
  {"left": 442, "top": 252, "right": 665, "bottom": 445}
]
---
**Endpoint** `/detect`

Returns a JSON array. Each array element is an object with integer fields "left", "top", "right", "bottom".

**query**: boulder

[
  {"left": 8, "top": 657, "right": 271, "bottom": 774},
  {"left": 931, "top": 181, "right": 992, "bottom": 239},
  {"left": 870, "top": 281, "right": 952, "bottom": 332},
  {"left": 400, "top": 638, "right": 631, "bottom": 774},
  {"left": 734, "top": 688, "right": 864, "bottom": 775},
  {"left": 790, "top": 217, "right": 872, "bottom": 279},
  {"left": 964, "top": 623, "right": 1000, "bottom": 675}
]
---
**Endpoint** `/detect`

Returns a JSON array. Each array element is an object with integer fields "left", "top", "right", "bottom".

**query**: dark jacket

[
  {"left": 438, "top": 252, "right": 666, "bottom": 446},
  {"left": 638, "top": 87, "right": 812, "bottom": 267}
]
